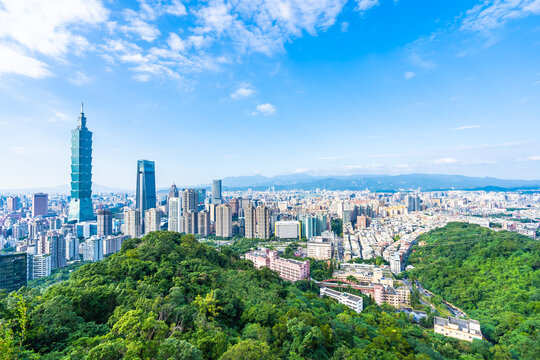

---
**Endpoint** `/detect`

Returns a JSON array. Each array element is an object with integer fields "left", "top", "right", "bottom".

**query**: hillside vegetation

[
  {"left": 0, "top": 231, "right": 506, "bottom": 359},
  {"left": 407, "top": 222, "right": 540, "bottom": 359}
]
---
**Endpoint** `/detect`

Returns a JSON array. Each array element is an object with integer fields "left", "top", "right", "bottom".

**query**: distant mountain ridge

[{"left": 220, "top": 173, "right": 540, "bottom": 191}]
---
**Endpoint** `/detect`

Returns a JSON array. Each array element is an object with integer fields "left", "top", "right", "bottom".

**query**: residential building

[
  {"left": 68, "top": 105, "right": 95, "bottom": 222},
  {"left": 320, "top": 287, "right": 363, "bottom": 313},
  {"left": 81, "top": 236, "right": 103, "bottom": 262},
  {"left": 103, "top": 235, "right": 129, "bottom": 256},
  {"left": 390, "top": 253, "right": 402, "bottom": 274},
  {"left": 198, "top": 210, "right": 210, "bottom": 236},
  {"left": 124, "top": 208, "right": 142, "bottom": 238},
  {"left": 229, "top": 198, "right": 239, "bottom": 217},
  {"left": 182, "top": 210, "right": 198, "bottom": 235},
  {"left": 46, "top": 231, "right": 66, "bottom": 269},
  {"left": 256, "top": 204, "right": 271, "bottom": 239},
  {"left": 168, "top": 197, "right": 181, "bottom": 232},
  {"left": 245, "top": 204, "right": 256, "bottom": 238},
  {"left": 216, "top": 204, "right": 232, "bottom": 238},
  {"left": 373, "top": 284, "right": 410, "bottom": 307},
  {"left": 307, "top": 231, "right": 334, "bottom": 260},
  {"left": 31, "top": 254, "right": 51, "bottom": 279},
  {"left": 65, "top": 234, "right": 80, "bottom": 261},
  {"left": 434, "top": 317, "right": 483, "bottom": 342},
  {"left": 145, "top": 208, "right": 161, "bottom": 234},
  {"left": 244, "top": 249, "right": 310, "bottom": 282},
  {"left": 182, "top": 189, "right": 198, "bottom": 213},
  {"left": 7, "top": 196, "right": 19, "bottom": 212}
]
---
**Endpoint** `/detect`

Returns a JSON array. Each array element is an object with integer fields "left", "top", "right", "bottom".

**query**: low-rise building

[
  {"left": 373, "top": 283, "right": 410, "bottom": 307},
  {"left": 244, "top": 248, "right": 310, "bottom": 282},
  {"left": 320, "top": 287, "right": 363, "bottom": 313},
  {"left": 434, "top": 316, "right": 483, "bottom": 342}
]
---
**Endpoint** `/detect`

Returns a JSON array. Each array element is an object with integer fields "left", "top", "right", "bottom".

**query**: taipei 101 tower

[{"left": 68, "top": 104, "right": 95, "bottom": 222}]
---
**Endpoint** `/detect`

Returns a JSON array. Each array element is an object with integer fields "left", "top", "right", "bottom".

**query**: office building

[
  {"left": 212, "top": 179, "right": 222, "bottom": 204},
  {"left": 0, "top": 253, "right": 27, "bottom": 292},
  {"left": 145, "top": 208, "right": 161, "bottom": 234},
  {"left": 434, "top": 317, "right": 483, "bottom": 342},
  {"left": 168, "top": 198, "right": 181, "bottom": 232},
  {"left": 256, "top": 204, "right": 271, "bottom": 239},
  {"left": 136, "top": 160, "right": 156, "bottom": 220},
  {"left": 68, "top": 105, "right": 95, "bottom": 222},
  {"left": 216, "top": 204, "right": 232, "bottom": 238},
  {"left": 7, "top": 196, "right": 19, "bottom": 212},
  {"left": 197, "top": 189, "right": 206, "bottom": 206},
  {"left": 275, "top": 221, "right": 300, "bottom": 239},
  {"left": 182, "top": 189, "right": 198, "bottom": 213},
  {"left": 245, "top": 204, "right": 256, "bottom": 238},
  {"left": 124, "top": 208, "right": 142, "bottom": 238},
  {"left": 198, "top": 210, "right": 210, "bottom": 236},
  {"left": 320, "top": 287, "right": 363, "bottom": 313},
  {"left": 32, "top": 193, "right": 48, "bottom": 217},
  {"left": 97, "top": 209, "right": 113, "bottom": 236},
  {"left": 302, "top": 215, "right": 316, "bottom": 240}
]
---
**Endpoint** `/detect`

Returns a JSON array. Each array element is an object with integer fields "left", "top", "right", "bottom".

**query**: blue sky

[{"left": 0, "top": 0, "right": 539, "bottom": 190}]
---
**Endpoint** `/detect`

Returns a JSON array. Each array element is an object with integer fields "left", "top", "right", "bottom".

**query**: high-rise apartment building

[
  {"left": 65, "top": 234, "right": 79, "bottom": 261},
  {"left": 31, "top": 254, "right": 52, "bottom": 279},
  {"left": 216, "top": 204, "right": 232, "bottom": 238},
  {"left": 81, "top": 236, "right": 103, "bottom": 262},
  {"left": 245, "top": 204, "right": 256, "bottom": 239},
  {"left": 124, "top": 208, "right": 142, "bottom": 238},
  {"left": 212, "top": 179, "right": 222, "bottom": 204},
  {"left": 229, "top": 198, "right": 239, "bottom": 217},
  {"left": 168, "top": 197, "right": 181, "bottom": 232},
  {"left": 7, "top": 196, "right": 19, "bottom": 212},
  {"left": 182, "top": 189, "right": 198, "bottom": 213},
  {"left": 68, "top": 105, "right": 95, "bottom": 222},
  {"left": 97, "top": 209, "right": 113, "bottom": 236},
  {"left": 256, "top": 204, "right": 271, "bottom": 239},
  {"left": 0, "top": 253, "right": 27, "bottom": 292},
  {"left": 32, "top": 193, "right": 48, "bottom": 217},
  {"left": 182, "top": 210, "right": 198, "bottom": 235},
  {"left": 46, "top": 231, "right": 67, "bottom": 269},
  {"left": 198, "top": 210, "right": 210, "bottom": 236},
  {"left": 136, "top": 160, "right": 156, "bottom": 220},
  {"left": 144, "top": 208, "right": 161, "bottom": 234}
]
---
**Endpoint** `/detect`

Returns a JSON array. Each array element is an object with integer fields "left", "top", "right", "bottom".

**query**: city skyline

[{"left": 1, "top": 1, "right": 540, "bottom": 189}]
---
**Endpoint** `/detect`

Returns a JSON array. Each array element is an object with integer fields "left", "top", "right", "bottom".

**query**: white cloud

[
  {"left": 47, "top": 110, "right": 72, "bottom": 123},
  {"left": 462, "top": 0, "right": 540, "bottom": 32},
  {"left": 252, "top": 103, "right": 276, "bottom": 115},
  {"left": 68, "top": 71, "right": 91, "bottom": 86},
  {"left": 356, "top": 0, "right": 379, "bottom": 12},
  {"left": 0, "top": 44, "right": 51, "bottom": 78},
  {"left": 231, "top": 83, "right": 255, "bottom": 99},
  {"left": 341, "top": 21, "right": 349, "bottom": 32},
  {"left": 404, "top": 71, "right": 415, "bottom": 79},
  {"left": 454, "top": 124, "right": 481, "bottom": 130},
  {"left": 528, "top": 155, "right": 540, "bottom": 161},
  {"left": 164, "top": 0, "right": 187, "bottom": 16},
  {"left": 434, "top": 158, "right": 458, "bottom": 164}
]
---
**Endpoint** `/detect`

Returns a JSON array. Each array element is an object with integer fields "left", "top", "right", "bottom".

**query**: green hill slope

[
  {"left": 407, "top": 222, "right": 540, "bottom": 359},
  {"left": 0, "top": 231, "right": 506, "bottom": 359}
]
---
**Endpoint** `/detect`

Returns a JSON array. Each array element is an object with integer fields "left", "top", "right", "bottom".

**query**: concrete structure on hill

[
  {"left": 434, "top": 316, "right": 483, "bottom": 342},
  {"left": 320, "top": 287, "right": 363, "bottom": 313}
]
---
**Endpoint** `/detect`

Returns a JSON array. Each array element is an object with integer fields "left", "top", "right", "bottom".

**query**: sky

[{"left": 0, "top": 0, "right": 539, "bottom": 190}]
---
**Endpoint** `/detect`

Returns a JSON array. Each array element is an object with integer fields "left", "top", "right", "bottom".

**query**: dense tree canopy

[
  {"left": 406, "top": 222, "right": 540, "bottom": 360},
  {"left": 0, "top": 230, "right": 513, "bottom": 359}
]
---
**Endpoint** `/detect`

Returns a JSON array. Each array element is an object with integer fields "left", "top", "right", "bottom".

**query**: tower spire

[{"left": 81, "top": 102, "right": 84, "bottom": 114}]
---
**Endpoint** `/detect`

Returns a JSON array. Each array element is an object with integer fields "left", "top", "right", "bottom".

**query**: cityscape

[{"left": 0, "top": 1, "right": 539, "bottom": 360}]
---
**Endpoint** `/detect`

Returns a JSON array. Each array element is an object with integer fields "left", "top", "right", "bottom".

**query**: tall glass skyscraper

[
  {"left": 68, "top": 105, "right": 94, "bottom": 222},
  {"left": 212, "top": 179, "right": 222, "bottom": 204},
  {"left": 136, "top": 160, "right": 156, "bottom": 220}
]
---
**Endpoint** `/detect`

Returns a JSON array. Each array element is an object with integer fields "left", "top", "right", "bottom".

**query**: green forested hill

[
  {"left": 0, "top": 231, "right": 504, "bottom": 359},
  {"left": 407, "top": 222, "right": 540, "bottom": 359}
]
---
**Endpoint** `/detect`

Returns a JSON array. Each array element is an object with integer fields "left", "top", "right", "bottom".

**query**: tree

[{"left": 219, "top": 339, "right": 272, "bottom": 360}]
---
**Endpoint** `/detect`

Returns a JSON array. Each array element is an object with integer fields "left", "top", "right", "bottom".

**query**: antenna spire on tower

[{"left": 81, "top": 102, "right": 84, "bottom": 114}]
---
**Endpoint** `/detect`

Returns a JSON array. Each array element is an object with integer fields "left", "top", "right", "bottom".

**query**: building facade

[
  {"left": 216, "top": 204, "right": 232, "bottom": 238},
  {"left": 136, "top": 160, "right": 156, "bottom": 221},
  {"left": 434, "top": 317, "right": 483, "bottom": 342},
  {"left": 32, "top": 193, "right": 48, "bottom": 217},
  {"left": 0, "top": 253, "right": 27, "bottom": 292},
  {"left": 212, "top": 179, "right": 222, "bottom": 204},
  {"left": 97, "top": 209, "right": 113, "bottom": 236},
  {"left": 68, "top": 105, "right": 95, "bottom": 222}
]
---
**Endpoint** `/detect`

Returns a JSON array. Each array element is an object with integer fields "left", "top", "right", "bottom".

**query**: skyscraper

[
  {"left": 68, "top": 104, "right": 94, "bottom": 223},
  {"left": 136, "top": 160, "right": 156, "bottom": 220},
  {"left": 256, "top": 204, "right": 271, "bottom": 239},
  {"left": 245, "top": 204, "right": 256, "bottom": 239},
  {"left": 97, "top": 209, "right": 113, "bottom": 236},
  {"left": 0, "top": 253, "right": 27, "bottom": 292},
  {"left": 182, "top": 189, "right": 198, "bottom": 213},
  {"left": 124, "top": 208, "right": 142, "bottom": 238},
  {"left": 198, "top": 210, "right": 210, "bottom": 236},
  {"left": 168, "top": 197, "right": 181, "bottom": 232},
  {"left": 212, "top": 179, "right": 222, "bottom": 204},
  {"left": 32, "top": 193, "right": 48, "bottom": 217},
  {"left": 145, "top": 208, "right": 162, "bottom": 234},
  {"left": 167, "top": 183, "right": 179, "bottom": 204},
  {"left": 216, "top": 204, "right": 232, "bottom": 238}
]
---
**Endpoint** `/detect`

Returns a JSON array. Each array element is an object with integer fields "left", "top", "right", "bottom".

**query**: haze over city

[{"left": 1, "top": 0, "right": 540, "bottom": 190}]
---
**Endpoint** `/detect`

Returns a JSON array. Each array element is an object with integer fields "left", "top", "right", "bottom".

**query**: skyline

[{"left": 1, "top": 0, "right": 540, "bottom": 189}]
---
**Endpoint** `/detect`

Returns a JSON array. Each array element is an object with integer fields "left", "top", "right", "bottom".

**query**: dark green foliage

[
  {"left": 407, "top": 222, "right": 540, "bottom": 360},
  {"left": 0, "top": 230, "right": 511, "bottom": 359}
]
